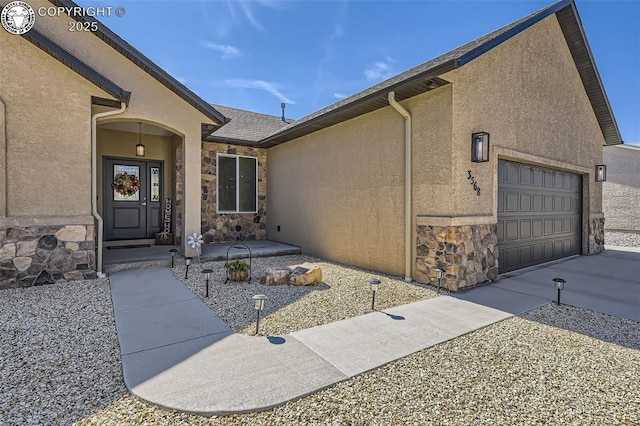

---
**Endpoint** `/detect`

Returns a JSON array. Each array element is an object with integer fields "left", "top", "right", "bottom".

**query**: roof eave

[
  {"left": 258, "top": 59, "right": 458, "bottom": 147},
  {"left": 22, "top": 29, "right": 130, "bottom": 104},
  {"left": 48, "top": 0, "right": 228, "bottom": 126},
  {"left": 555, "top": 2, "right": 623, "bottom": 145}
]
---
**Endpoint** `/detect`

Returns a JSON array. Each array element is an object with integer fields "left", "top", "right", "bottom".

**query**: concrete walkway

[
  {"left": 110, "top": 268, "right": 511, "bottom": 415},
  {"left": 109, "top": 248, "right": 639, "bottom": 415},
  {"left": 454, "top": 248, "right": 640, "bottom": 322}
]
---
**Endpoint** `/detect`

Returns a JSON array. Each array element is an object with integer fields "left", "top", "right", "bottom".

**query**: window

[{"left": 217, "top": 154, "right": 258, "bottom": 213}]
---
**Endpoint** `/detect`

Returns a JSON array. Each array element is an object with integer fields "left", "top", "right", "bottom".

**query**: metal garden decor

[
  {"left": 187, "top": 232, "right": 204, "bottom": 265},
  {"left": 225, "top": 243, "right": 252, "bottom": 283}
]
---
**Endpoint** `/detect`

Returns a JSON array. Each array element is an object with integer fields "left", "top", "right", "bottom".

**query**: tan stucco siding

[
  {"left": 443, "top": 14, "right": 605, "bottom": 220},
  {"left": 0, "top": 30, "right": 111, "bottom": 218},
  {"left": 404, "top": 85, "right": 454, "bottom": 216},
  {"left": 96, "top": 128, "right": 174, "bottom": 215},
  {"left": 603, "top": 146, "right": 640, "bottom": 232},
  {"left": 267, "top": 107, "right": 405, "bottom": 275},
  {"left": 5, "top": 0, "right": 220, "bottom": 252}
]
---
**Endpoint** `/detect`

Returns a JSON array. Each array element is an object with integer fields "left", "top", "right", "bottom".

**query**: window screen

[
  {"left": 239, "top": 157, "right": 257, "bottom": 212},
  {"left": 218, "top": 156, "right": 237, "bottom": 211}
]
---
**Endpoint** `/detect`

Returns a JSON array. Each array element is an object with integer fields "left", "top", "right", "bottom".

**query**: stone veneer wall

[
  {"left": 415, "top": 224, "right": 499, "bottom": 291},
  {"left": 201, "top": 143, "right": 267, "bottom": 242},
  {"left": 0, "top": 225, "right": 96, "bottom": 290},
  {"left": 589, "top": 216, "right": 605, "bottom": 254}
]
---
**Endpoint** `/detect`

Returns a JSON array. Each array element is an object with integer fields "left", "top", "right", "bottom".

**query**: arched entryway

[{"left": 96, "top": 120, "right": 182, "bottom": 246}]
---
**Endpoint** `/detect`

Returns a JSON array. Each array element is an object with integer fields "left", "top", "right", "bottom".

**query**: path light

[
  {"left": 169, "top": 248, "right": 177, "bottom": 268},
  {"left": 434, "top": 268, "right": 445, "bottom": 294},
  {"left": 252, "top": 294, "right": 267, "bottom": 336},
  {"left": 202, "top": 269, "right": 213, "bottom": 298},
  {"left": 553, "top": 277, "right": 566, "bottom": 305},
  {"left": 368, "top": 277, "right": 381, "bottom": 310},
  {"left": 184, "top": 256, "right": 193, "bottom": 280}
]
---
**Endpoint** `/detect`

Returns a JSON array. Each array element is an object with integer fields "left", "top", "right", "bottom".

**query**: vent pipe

[{"left": 280, "top": 102, "right": 286, "bottom": 122}]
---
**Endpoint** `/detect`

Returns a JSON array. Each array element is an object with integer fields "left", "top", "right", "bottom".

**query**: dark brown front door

[{"left": 103, "top": 158, "right": 163, "bottom": 241}]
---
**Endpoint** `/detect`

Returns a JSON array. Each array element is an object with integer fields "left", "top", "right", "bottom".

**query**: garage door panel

[
  {"left": 520, "top": 220, "right": 531, "bottom": 239},
  {"left": 498, "top": 160, "right": 582, "bottom": 273}
]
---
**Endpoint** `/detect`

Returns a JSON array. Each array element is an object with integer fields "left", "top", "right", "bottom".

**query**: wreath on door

[{"left": 112, "top": 172, "right": 140, "bottom": 197}]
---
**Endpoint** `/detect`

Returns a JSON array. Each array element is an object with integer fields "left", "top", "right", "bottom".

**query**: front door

[{"left": 103, "top": 158, "right": 163, "bottom": 241}]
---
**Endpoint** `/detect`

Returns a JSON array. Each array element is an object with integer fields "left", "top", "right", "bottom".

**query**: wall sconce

[
  {"left": 595, "top": 165, "right": 607, "bottom": 182},
  {"left": 136, "top": 122, "right": 146, "bottom": 157},
  {"left": 471, "top": 132, "right": 490, "bottom": 163}
]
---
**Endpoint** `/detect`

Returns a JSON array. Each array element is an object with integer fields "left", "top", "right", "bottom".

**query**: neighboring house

[
  {"left": 603, "top": 144, "right": 640, "bottom": 247},
  {"left": 0, "top": 0, "right": 622, "bottom": 291}
]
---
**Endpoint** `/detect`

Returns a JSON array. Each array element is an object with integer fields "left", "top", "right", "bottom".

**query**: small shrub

[{"left": 224, "top": 259, "right": 250, "bottom": 272}]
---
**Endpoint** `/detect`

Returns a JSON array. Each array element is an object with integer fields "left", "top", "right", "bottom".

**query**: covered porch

[{"left": 102, "top": 239, "right": 301, "bottom": 273}]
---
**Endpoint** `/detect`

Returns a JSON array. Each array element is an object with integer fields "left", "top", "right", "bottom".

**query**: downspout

[
  {"left": 388, "top": 92, "right": 413, "bottom": 282},
  {"left": 91, "top": 102, "right": 127, "bottom": 278}
]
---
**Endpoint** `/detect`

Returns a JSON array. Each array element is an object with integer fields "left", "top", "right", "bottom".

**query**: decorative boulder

[
  {"left": 288, "top": 262, "right": 322, "bottom": 286},
  {"left": 261, "top": 267, "right": 291, "bottom": 286}
]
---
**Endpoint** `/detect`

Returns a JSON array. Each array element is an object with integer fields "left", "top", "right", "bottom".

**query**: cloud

[
  {"left": 203, "top": 42, "right": 241, "bottom": 59},
  {"left": 333, "top": 92, "right": 346, "bottom": 99},
  {"left": 225, "top": 79, "right": 295, "bottom": 104},
  {"left": 364, "top": 59, "right": 395, "bottom": 82}
]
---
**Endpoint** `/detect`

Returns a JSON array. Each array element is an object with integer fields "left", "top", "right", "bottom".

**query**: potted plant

[{"left": 224, "top": 259, "right": 250, "bottom": 282}]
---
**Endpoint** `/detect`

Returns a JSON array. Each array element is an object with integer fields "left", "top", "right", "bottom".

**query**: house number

[{"left": 467, "top": 170, "right": 481, "bottom": 196}]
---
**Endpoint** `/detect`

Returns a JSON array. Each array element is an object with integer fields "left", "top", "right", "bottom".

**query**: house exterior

[
  {"left": 603, "top": 144, "right": 640, "bottom": 247},
  {"left": 0, "top": 0, "right": 622, "bottom": 291}
]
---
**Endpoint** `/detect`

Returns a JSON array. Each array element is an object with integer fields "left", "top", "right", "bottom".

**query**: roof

[
  {"left": 47, "top": 0, "right": 228, "bottom": 127},
  {"left": 258, "top": 0, "right": 622, "bottom": 147},
  {"left": 21, "top": 29, "right": 131, "bottom": 104},
  {"left": 205, "top": 105, "right": 293, "bottom": 145}
]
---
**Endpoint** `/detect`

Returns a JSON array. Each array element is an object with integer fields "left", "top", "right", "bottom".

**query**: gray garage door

[{"left": 497, "top": 160, "right": 582, "bottom": 273}]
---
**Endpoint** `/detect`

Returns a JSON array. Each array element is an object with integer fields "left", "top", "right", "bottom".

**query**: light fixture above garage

[
  {"left": 471, "top": 132, "right": 490, "bottom": 162},
  {"left": 595, "top": 164, "right": 607, "bottom": 182},
  {"left": 136, "top": 122, "right": 145, "bottom": 157}
]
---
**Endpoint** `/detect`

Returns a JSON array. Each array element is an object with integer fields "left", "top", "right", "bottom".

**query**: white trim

[{"left": 216, "top": 153, "right": 259, "bottom": 214}]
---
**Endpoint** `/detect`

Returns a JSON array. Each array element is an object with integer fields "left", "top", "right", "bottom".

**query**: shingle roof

[
  {"left": 258, "top": 0, "right": 621, "bottom": 147},
  {"left": 205, "top": 105, "right": 293, "bottom": 145}
]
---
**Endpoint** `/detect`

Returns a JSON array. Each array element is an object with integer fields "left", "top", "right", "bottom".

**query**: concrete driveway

[{"left": 454, "top": 248, "right": 640, "bottom": 322}]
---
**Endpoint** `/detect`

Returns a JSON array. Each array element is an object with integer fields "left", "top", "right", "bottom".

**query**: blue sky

[{"left": 78, "top": 0, "right": 640, "bottom": 143}]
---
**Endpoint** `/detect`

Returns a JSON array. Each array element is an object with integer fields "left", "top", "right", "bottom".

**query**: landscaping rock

[
  {"left": 288, "top": 262, "right": 322, "bottom": 285},
  {"left": 261, "top": 267, "right": 291, "bottom": 285}
]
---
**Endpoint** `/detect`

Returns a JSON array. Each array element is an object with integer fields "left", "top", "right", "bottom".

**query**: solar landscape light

[
  {"left": 184, "top": 256, "right": 193, "bottom": 280},
  {"left": 553, "top": 277, "right": 566, "bottom": 305},
  {"left": 202, "top": 268, "right": 213, "bottom": 297},
  {"left": 368, "top": 277, "right": 381, "bottom": 310},
  {"left": 252, "top": 294, "right": 267, "bottom": 335},
  {"left": 434, "top": 268, "right": 445, "bottom": 294},
  {"left": 169, "top": 248, "right": 178, "bottom": 268}
]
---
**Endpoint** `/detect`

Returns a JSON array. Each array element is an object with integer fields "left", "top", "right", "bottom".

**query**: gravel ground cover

[
  {"left": 1, "top": 267, "right": 639, "bottom": 425},
  {"left": 0, "top": 279, "right": 126, "bottom": 425},
  {"left": 170, "top": 255, "right": 440, "bottom": 335}
]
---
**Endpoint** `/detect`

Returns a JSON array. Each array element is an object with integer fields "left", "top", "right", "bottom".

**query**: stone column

[{"left": 415, "top": 224, "right": 498, "bottom": 291}]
